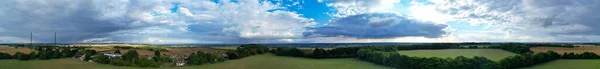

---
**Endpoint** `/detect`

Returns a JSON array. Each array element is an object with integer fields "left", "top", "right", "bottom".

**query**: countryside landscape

[{"left": 2, "top": 0, "right": 600, "bottom": 69}]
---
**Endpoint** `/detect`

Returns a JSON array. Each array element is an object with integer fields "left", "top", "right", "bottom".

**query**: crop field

[
  {"left": 210, "top": 46, "right": 239, "bottom": 50},
  {"left": 99, "top": 47, "right": 226, "bottom": 56},
  {"left": 0, "top": 46, "right": 33, "bottom": 55},
  {"left": 396, "top": 49, "right": 518, "bottom": 61},
  {"left": 522, "top": 59, "right": 600, "bottom": 69},
  {"left": 530, "top": 47, "right": 600, "bottom": 54},
  {"left": 0, "top": 53, "right": 390, "bottom": 69},
  {"left": 163, "top": 47, "right": 227, "bottom": 56}
]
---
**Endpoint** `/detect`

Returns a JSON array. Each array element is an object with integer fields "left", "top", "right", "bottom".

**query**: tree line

[
  {"left": 99, "top": 50, "right": 169, "bottom": 67},
  {"left": 358, "top": 49, "right": 500, "bottom": 69},
  {"left": 225, "top": 44, "right": 270, "bottom": 59},
  {"left": 270, "top": 43, "right": 457, "bottom": 59},
  {"left": 0, "top": 46, "right": 88, "bottom": 60}
]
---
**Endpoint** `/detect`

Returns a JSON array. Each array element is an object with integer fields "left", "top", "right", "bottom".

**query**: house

[
  {"left": 104, "top": 53, "right": 121, "bottom": 58},
  {"left": 173, "top": 55, "right": 188, "bottom": 66}
]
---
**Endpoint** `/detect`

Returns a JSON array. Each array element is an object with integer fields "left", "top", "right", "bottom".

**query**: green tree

[
  {"left": 93, "top": 54, "right": 110, "bottom": 64},
  {"left": 154, "top": 50, "right": 160, "bottom": 56},
  {"left": 122, "top": 50, "right": 139, "bottom": 61},
  {"left": 114, "top": 50, "right": 121, "bottom": 54}
]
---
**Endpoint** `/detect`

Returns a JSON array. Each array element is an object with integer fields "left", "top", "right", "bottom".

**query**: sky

[{"left": 1, "top": 0, "right": 600, "bottom": 44}]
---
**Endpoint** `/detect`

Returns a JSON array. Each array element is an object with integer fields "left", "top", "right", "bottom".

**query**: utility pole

[
  {"left": 54, "top": 32, "right": 57, "bottom": 46},
  {"left": 30, "top": 32, "right": 32, "bottom": 47}
]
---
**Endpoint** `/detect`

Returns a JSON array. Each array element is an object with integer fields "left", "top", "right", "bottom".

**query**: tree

[
  {"left": 93, "top": 54, "right": 110, "bottom": 64},
  {"left": 52, "top": 50, "right": 62, "bottom": 58},
  {"left": 154, "top": 50, "right": 160, "bottom": 56},
  {"left": 114, "top": 50, "right": 121, "bottom": 54},
  {"left": 0, "top": 52, "right": 11, "bottom": 59},
  {"left": 110, "top": 58, "right": 126, "bottom": 66},
  {"left": 122, "top": 50, "right": 139, "bottom": 61},
  {"left": 311, "top": 48, "right": 326, "bottom": 58},
  {"left": 14, "top": 52, "right": 30, "bottom": 60}
]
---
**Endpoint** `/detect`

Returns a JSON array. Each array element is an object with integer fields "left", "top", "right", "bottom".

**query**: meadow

[
  {"left": 0, "top": 53, "right": 390, "bottom": 69},
  {"left": 396, "top": 49, "right": 518, "bottom": 61},
  {"left": 521, "top": 59, "right": 600, "bottom": 69}
]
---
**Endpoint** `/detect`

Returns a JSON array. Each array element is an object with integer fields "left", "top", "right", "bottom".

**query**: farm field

[
  {"left": 531, "top": 47, "right": 600, "bottom": 54},
  {"left": 0, "top": 53, "right": 390, "bottom": 69},
  {"left": 0, "top": 46, "right": 33, "bottom": 55},
  {"left": 396, "top": 49, "right": 518, "bottom": 61},
  {"left": 210, "top": 46, "right": 239, "bottom": 50},
  {"left": 521, "top": 59, "right": 600, "bottom": 69},
  {"left": 100, "top": 47, "right": 226, "bottom": 56}
]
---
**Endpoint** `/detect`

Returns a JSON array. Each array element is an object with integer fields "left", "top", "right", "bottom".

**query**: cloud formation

[
  {"left": 0, "top": 0, "right": 313, "bottom": 43},
  {"left": 430, "top": 0, "right": 600, "bottom": 34},
  {"left": 304, "top": 13, "right": 448, "bottom": 39}
]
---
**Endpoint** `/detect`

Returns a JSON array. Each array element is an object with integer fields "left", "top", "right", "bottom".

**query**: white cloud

[
  {"left": 327, "top": 0, "right": 401, "bottom": 17},
  {"left": 424, "top": 0, "right": 600, "bottom": 42}
]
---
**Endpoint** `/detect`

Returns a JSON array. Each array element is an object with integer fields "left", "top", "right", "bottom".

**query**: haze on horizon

[{"left": 1, "top": 0, "right": 599, "bottom": 44}]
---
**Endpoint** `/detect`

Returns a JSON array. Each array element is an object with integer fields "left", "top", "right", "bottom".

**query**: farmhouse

[{"left": 103, "top": 53, "right": 121, "bottom": 58}]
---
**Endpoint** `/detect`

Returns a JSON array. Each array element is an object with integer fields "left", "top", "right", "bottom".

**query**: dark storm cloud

[
  {"left": 0, "top": 0, "right": 127, "bottom": 43},
  {"left": 303, "top": 13, "right": 448, "bottom": 39}
]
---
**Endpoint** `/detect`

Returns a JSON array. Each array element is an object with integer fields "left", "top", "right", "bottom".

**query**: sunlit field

[
  {"left": 0, "top": 53, "right": 390, "bottom": 69},
  {"left": 530, "top": 47, "right": 600, "bottom": 54},
  {"left": 396, "top": 49, "right": 518, "bottom": 61},
  {"left": 0, "top": 46, "right": 33, "bottom": 55},
  {"left": 522, "top": 59, "right": 600, "bottom": 69}
]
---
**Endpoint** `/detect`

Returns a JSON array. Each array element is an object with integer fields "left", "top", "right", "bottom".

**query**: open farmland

[
  {"left": 0, "top": 46, "right": 33, "bottom": 55},
  {"left": 100, "top": 47, "right": 226, "bottom": 56},
  {"left": 163, "top": 47, "right": 227, "bottom": 56},
  {"left": 0, "top": 53, "right": 390, "bottom": 69},
  {"left": 521, "top": 59, "right": 600, "bottom": 69},
  {"left": 396, "top": 49, "right": 518, "bottom": 61},
  {"left": 210, "top": 46, "right": 239, "bottom": 50},
  {"left": 531, "top": 46, "right": 600, "bottom": 54}
]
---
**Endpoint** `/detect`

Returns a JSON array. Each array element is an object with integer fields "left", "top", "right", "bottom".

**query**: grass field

[
  {"left": 210, "top": 46, "right": 239, "bottom": 50},
  {"left": 396, "top": 49, "right": 518, "bottom": 61},
  {"left": 531, "top": 47, "right": 600, "bottom": 54},
  {"left": 0, "top": 53, "right": 390, "bottom": 69},
  {"left": 521, "top": 59, "right": 600, "bottom": 69}
]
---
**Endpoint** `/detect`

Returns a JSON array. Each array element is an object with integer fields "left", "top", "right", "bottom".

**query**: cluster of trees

[
  {"left": 562, "top": 52, "right": 600, "bottom": 59},
  {"left": 271, "top": 47, "right": 361, "bottom": 58},
  {"left": 271, "top": 47, "right": 307, "bottom": 57},
  {"left": 396, "top": 43, "right": 457, "bottom": 50},
  {"left": 499, "top": 51, "right": 561, "bottom": 69},
  {"left": 489, "top": 44, "right": 531, "bottom": 54},
  {"left": 271, "top": 43, "right": 457, "bottom": 59},
  {"left": 98, "top": 50, "right": 167, "bottom": 67},
  {"left": 225, "top": 44, "right": 270, "bottom": 59},
  {"left": 0, "top": 52, "right": 11, "bottom": 59},
  {"left": 187, "top": 51, "right": 227, "bottom": 65},
  {"left": 526, "top": 44, "right": 574, "bottom": 48},
  {"left": 0, "top": 47, "right": 85, "bottom": 61},
  {"left": 358, "top": 49, "right": 500, "bottom": 69}
]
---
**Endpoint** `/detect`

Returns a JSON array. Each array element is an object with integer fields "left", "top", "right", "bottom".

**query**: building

[{"left": 104, "top": 53, "right": 121, "bottom": 58}]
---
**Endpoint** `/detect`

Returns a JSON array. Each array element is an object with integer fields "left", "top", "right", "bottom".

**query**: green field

[
  {"left": 396, "top": 49, "right": 518, "bottom": 61},
  {"left": 210, "top": 46, "right": 239, "bottom": 50},
  {"left": 521, "top": 59, "right": 600, "bottom": 69},
  {"left": 0, "top": 53, "right": 390, "bottom": 69}
]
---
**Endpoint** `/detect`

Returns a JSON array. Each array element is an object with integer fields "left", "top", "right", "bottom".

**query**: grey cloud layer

[
  {"left": 434, "top": 0, "right": 600, "bottom": 35},
  {"left": 304, "top": 13, "right": 448, "bottom": 39},
  {"left": 0, "top": 0, "right": 313, "bottom": 43}
]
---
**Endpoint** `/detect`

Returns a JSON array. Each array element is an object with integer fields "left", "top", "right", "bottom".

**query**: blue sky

[{"left": 1, "top": 0, "right": 600, "bottom": 44}]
